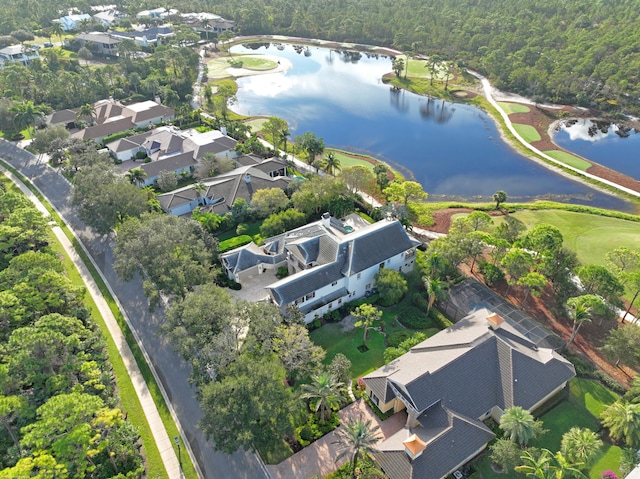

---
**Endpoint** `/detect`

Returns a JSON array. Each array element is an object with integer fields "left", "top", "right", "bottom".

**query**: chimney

[
  {"left": 403, "top": 434, "right": 427, "bottom": 460},
  {"left": 321, "top": 212, "right": 331, "bottom": 229},
  {"left": 221, "top": 125, "right": 227, "bottom": 136},
  {"left": 244, "top": 174, "right": 251, "bottom": 184},
  {"left": 486, "top": 312, "right": 505, "bottom": 330}
]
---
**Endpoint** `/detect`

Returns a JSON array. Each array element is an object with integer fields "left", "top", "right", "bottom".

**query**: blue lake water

[
  {"left": 553, "top": 119, "right": 640, "bottom": 180},
  {"left": 231, "top": 43, "right": 632, "bottom": 211}
]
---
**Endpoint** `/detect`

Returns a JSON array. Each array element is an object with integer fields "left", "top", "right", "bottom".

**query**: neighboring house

[
  {"left": 180, "top": 12, "right": 236, "bottom": 34},
  {"left": 0, "top": 45, "right": 40, "bottom": 67},
  {"left": 135, "top": 151, "right": 197, "bottom": 187},
  {"left": 45, "top": 98, "right": 174, "bottom": 144},
  {"left": 111, "top": 26, "right": 175, "bottom": 47},
  {"left": 92, "top": 9, "right": 127, "bottom": 28},
  {"left": 105, "top": 125, "right": 236, "bottom": 162},
  {"left": 74, "top": 32, "right": 122, "bottom": 56},
  {"left": 220, "top": 216, "right": 421, "bottom": 322},
  {"left": 136, "top": 8, "right": 178, "bottom": 20},
  {"left": 362, "top": 308, "right": 576, "bottom": 479},
  {"left": 157, "top": 159, "right": 290, "bottom": 216},
  {"left": 56, "top": 14, "right": 92, "bottom": 31}
]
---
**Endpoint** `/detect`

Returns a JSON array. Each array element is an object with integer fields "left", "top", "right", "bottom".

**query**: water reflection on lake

[
  {"left": 554, "top": 119, "right": 640, "bottom": 180},
  {"left": 231, "top": 44, "right": 632, "bottom": 211}
]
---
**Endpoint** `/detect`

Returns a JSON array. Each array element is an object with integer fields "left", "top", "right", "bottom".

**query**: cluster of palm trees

[
  {"left": 495, "top": 406, "right": 604, "bottom": 478},
  {"left": 300, "top": 372, "right": 382, "bottom": 477}
]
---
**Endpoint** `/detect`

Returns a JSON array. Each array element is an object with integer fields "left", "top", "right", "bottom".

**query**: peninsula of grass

[
  {"left": 498, "top": 102, "right": 531, "bottom": 114},
  {"left": 544, "top": 150, "right": 592, "bottom": 171},
  {"left": 1, "top": 161, "right": 199, "bottom": 479},
  {"left": 236, "top": 55, "right": 278, "bottom": 71},
  {"left": 512, "top": 123, "right": 542, "bottom": 143}
]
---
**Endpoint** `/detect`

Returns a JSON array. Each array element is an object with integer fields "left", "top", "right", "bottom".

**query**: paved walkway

[
  {"left": 0, "top": 164, "right": 182, "bottom": 478},
  {"left": 266, "top": 399, "right": 406, "bottom": 479}
]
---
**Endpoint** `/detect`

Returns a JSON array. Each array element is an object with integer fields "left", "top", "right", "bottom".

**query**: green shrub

[
  {"left": 236, "top": 223, "right": 249, "bottom": 235},
  {"left": 387, "top": 330, "right": 411, "bottom": 348},
  {"left": 411, "top": 292, "right": 430, "bottom": 312},
  {"left": 218, "top": 235, "right": 253, "bottom": 254},
  {"left": 228, "top": 280, "right": 241, "bottom": 290},
  {"left": 429, "top": 307, "right": 453, "bottom": 330},
  {"left": 396, "top": 305, "right": 431, "bottom": 329},
  {"left": 276, "top": 266, "right": 288, "bottom": 279},
  {"left": 478, "top": 261, "right": 505, "bottom": 286}
]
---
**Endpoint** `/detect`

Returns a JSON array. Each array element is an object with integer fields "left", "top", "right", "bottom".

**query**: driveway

[{"left": 0, "top": 140, "right": 269, "bottom": 479}]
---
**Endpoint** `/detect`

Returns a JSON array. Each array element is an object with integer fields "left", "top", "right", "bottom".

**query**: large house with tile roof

[
  {"left": 157, "top": 159, "right": 290, "bottom": 215},
  {"left": 220, "top": 215, "right": 421, "bottom": 322},
  {"left": 362, "top": 308, "right": 576, "bottom": 479}
]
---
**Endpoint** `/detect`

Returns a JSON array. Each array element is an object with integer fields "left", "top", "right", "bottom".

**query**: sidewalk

[{"left": 0, "top": 164, "right": 183, "bottom": 479}]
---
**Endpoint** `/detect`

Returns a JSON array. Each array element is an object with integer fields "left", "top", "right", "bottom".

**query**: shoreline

[{"left": 217, "top": 35, "right": 639, "bottom": 210}]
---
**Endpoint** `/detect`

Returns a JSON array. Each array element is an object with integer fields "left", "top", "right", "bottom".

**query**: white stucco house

[
  {"left": 220, "top": 214, "right": 421, "bottom": 323},
  {"left": 0, "top": 45, "right": 40, "bottom": 67},
  {"left": 56, "top": 14, "right": 92, "bottom": 31}
]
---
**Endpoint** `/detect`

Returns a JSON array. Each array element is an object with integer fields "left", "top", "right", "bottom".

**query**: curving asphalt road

[{"left": 0, "top": 140, "right": 269, "bottom": 479}]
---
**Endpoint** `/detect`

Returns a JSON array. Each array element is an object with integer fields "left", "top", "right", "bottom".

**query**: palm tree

[
  {"left": 499, "top": 406, "right": 537, "bottom": 446},
  {"left": 423, "top": 276, "right": 446, "bottom": 315},
  {"left": 601, "top": 401, "right": 640, "bottom": 447},
  {"left": 560, "top": 427, "right": 602, "bottom": 466},
  {"left": 280, "top": 128, "right": 290, "bottom": 155},
  {"left": 76, "top": 103, "right": 96, "bottom": 127},
  {"left": 566, "top": 297, "right": 593, "bottom": 346},
  {"left": 51, "top": 21, "right": 64, "bottom": 45},
  {"left": 300, "top": 372, "right": 344, "bottom": 425},
  {"left": 332, "top": 416, "right": 382, "bottom": 478},
  {"left": 126, "top": 168, "right": 147, "bottom": 186},
  {"left": 516, "top": 449, "right": 553, "bottom": 479},
  {"left": 322, "top": 152, "right": 342, "bottom": 176},
  {"left": 550, "top": 451, "right": 586, "bottom": 479},
  {"left": 10, "top": 100, "right": 45, "bottom": 139}
]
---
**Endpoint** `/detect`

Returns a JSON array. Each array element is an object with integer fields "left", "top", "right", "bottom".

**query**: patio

[{"left": 266, "top": 399, "right": 406, "bottom": 479}]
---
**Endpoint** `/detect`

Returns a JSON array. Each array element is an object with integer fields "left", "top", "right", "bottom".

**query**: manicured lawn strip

[
  {"left": 530, "top": 400, "right": 599, "bottom": 452},
  {"left": 589, "top": 444, "right": 622, "bottom": 479},
  {"left": 498, "top": 102, "right": 531, "bottom": 114},
  {"left": 328, "top": 150, "right": 377, "bottom": 171},
  {"left": 249, "top": 117, "right": 269, "bottom": 132},
  {"left": 569, "top": 378, "right": 619, "bottom": 417},
  {"left": 237, "top": 55, "right": 278, "bottom": 70},
  {"left": 544, "top": 150, "right": 592, "bottom": 171},
  {"left": 497, "top": 210, "right": 640, "bottom": 269},
  {"left": 47, "top": 236, "right": 166, "bottom": 479},
  {"left": 217, "top": 220, "right": 262, "bottom": 241},
  {"left": 1, "top": 161, "right": 198, "bottom": 479},
  {"left": 512, "top": 123, "right": 542, "bottom": 143},
  {"left": 310, "top": 323, "right": 386, "bottom": 378}
]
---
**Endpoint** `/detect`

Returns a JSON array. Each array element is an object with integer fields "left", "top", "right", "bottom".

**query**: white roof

[
  {"left": 125, "top": 100, "right": 159, "bottom": 112},
  {"left": 181, "top": 12, "right": 222, "bottom": 21},
  {"left": 0, "top": 45, "right": 24, "bottom": 55}
]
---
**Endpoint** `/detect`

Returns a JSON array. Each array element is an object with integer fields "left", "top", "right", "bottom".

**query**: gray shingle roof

[
  {"left": 139, "top": 151, "right": 196, "bottom": 178},
  {"left": 365, "top": 307, "right": 575, "bottom": 479}
]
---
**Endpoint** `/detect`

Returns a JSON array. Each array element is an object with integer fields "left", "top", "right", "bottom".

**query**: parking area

[{"left": 227, "top": 270, "right": 278, "bottom": 303}]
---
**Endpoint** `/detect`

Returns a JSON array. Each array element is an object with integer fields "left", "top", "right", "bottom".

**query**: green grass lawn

[
  {"left": 217, "top": 220, "right": 262, "bottom": 241},
  {"left": 249, "top": 118, "right": 269, "bottom": 132},
  {"left": 310, "top": 323, "right": 386, "bottom": 378},
  {"left": 589, "top": 444, "right": 622, "bottom": 479},
  {"left": 512, "top": 123, "right": 542, "bottom": 143},
  {"left": 327, "top": 149, "right": 376, "bottom": 171},
  {"left": 569, "top": 377, "right": 619, "bottom": 417},
  {"left": 530, "top": 400, "right": 600, "bottom": 452},
  {"left": 544, "top": 150, "right": 592, "bottom": 171},
  {"left": 238, "top": 55, "right": 278, "bottom": 71},
  {"left": 495, "top": 210, "right": 640, "bottom": 268},
  {"left": 498, "top": 102, "right": 531, "bottom": 114}
]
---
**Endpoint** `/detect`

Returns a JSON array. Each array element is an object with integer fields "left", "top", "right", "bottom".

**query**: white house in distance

[
  {"left": 73, "top": 33, "right": 122, "bottom": 56},
  {"left": 56, "top": 13, "right": 92, "bottom": 31},
  {"left": 136, "top": 8, "right": 178, "bottom": 20},
  {"left": 220, "top": 215, "right": 421, "bottom": 323},
  {"left": 0, "top": 45, "right": 40, "bottom": 67}
]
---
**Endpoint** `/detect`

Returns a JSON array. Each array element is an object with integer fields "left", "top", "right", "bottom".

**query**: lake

[
  {"left": 230, "top": 43, "right": 631, "bottom": 211},
  {"left": 553, "top": 119, "right": 640, "bottom": 180}
]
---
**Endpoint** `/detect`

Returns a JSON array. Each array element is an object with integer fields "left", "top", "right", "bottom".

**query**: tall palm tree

[
  {"left": 10, "top": 100, "right": 45, "bottom": 139},
  {"left": 550, "top": 451, "right": 586, "bottom": 479},
  {"left": 322, "top": 152, "right": 341, "bottom": 176},
  {"left": 126, "top": 168, "right": 147, "bottom": 187},
  {"left": 332, "top": 416, "right": 382, "bottom": 479},
  {"left": 566, "top": 298, "right": 593, "bottom": 346},
  {"left": 76, "top": 103, "right": 96, "bottom": 127},
  {"left": 50, "top": 21, "right": 64, "bottom": 45},
  {"left": 280, "top": 128, "right": 290, "bottom": 155},
  {"left": 301, "top": 372, "right": 344, "bottom": 425},
  {"left": 499, "top": 406, "right": 537, "bottom": 446},
  {"left": 560, "top": 427, "right": 602, "bottom": 467},
  {"left": 601, "top": 401, "right": 640, "bottom": 448},
  {"left": 423, "top": 276, "right": 446, "bottom": 315}
]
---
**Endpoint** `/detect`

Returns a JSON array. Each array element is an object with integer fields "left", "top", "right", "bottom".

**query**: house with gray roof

[
  {"left": 220, "top": 215, "right": 421, "bottom": 322},
  {"left": 0, "top": 45, "right": 40, "bottom": 67},
  {"left": 363, "top": 308, "right": 576, "bottom": 479},
  {"left": 157, "top": 159, "right": 290, "bottom": 216}
]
